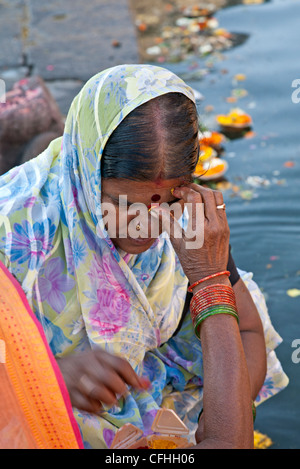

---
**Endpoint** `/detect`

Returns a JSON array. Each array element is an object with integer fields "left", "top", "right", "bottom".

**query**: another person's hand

[
  {"left": 152, "top": 183, "right": 230, "bottom": 285},
  {"left": 57, "top": 349, "right": 149, "bottom": 413}
]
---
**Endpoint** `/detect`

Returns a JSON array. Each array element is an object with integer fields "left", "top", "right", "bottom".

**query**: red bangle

[
  {"left": 189, "top": 284, "right": 238, "bottom": 338},
  {"left": 190, "top": 284, "right": 237, "bottom": 322},
  {"left": 188, "top": 271, "right": 231, "bottom": 292}
]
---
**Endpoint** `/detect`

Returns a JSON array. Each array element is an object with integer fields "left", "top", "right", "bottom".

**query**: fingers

[
  {"left": 72, "top": 388, "right": 103, "bottom": 414},
  {"left": 78, "top": 371, "right": 120, "bottom": 406},
  {"left": 149, "top": 183, "right": 231, "bottom": 284},
  {"left": 78, "top": 351, "right": 150, "bottom": 409},
  {"left": 174, "top": 183, "right": 223, "bottom": 223},
  {"left": 149, "top": 203, "right": 185, "bottom": 250},
  {"left": 60, "top": 350, "right": 151, "bottom": 414},
  {"left": 95, "top": 349, "right": 150, "bottom": 391},
  {"left": 211, "top": 188, "right": 226, "bottom": 217},
  {"left": 150, "top": 186, "right": 205, "bottom": 250}
]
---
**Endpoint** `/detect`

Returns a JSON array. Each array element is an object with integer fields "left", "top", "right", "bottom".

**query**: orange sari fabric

[{"left": 0, "top": 261, "right": 83, "bottom": 449}]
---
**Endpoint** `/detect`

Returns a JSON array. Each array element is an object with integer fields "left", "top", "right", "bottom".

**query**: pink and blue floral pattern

[
  {"left": 39, "top": 258, "right": 75, "bottom": 313},
  {"left": 5, "top": 219, "right": 56, "bottom": 270}
]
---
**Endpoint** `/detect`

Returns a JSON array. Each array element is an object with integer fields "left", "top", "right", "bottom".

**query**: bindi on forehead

[{"left": 151, "top": 194, "right": 161, "bottom": 202}]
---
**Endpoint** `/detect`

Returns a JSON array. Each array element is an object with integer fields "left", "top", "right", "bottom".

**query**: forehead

[{"left": 102, "top": 177, "right": 188, "bottom": 201}]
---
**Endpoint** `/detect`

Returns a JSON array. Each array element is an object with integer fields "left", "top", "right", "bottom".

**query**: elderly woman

[{"left": 0, "top": 65, "right": 288, "bottom": 449}]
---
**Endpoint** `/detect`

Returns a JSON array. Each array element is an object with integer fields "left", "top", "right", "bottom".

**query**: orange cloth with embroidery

[{"left": 0, "top": 261, "right": 83, "bottom": 449}]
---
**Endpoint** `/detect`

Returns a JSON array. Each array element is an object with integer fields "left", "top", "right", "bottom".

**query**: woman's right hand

[
  {"left": 151, "top": 183, "right": 230, "bottom": 286},
  {"left": 57, "top": 349, "right": 150, "bottom": 413}
]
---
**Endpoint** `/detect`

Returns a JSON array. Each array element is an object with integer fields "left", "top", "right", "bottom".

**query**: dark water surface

[{"left": 170, "top": 0, "right": 300, "bottom": 449}]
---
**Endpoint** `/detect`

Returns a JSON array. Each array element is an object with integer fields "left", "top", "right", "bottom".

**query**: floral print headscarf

[{"left": 0, "top": 64, "right": 195, "bottom": 368}]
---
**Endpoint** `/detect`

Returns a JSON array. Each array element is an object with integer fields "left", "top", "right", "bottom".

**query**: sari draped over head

[
  {"left": 0, "top": 65, "right": 195, "bottom": 363},
  {"left": 0, "top": 65, "right": 288, "bottom": 449}
]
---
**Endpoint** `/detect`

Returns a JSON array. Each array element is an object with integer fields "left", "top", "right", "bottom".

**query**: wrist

[
  {"left": 188, "top": 269, "right": 231, "bottom": 295},
  {"left": 192, "top": 276, "right": 231, "bottom": 295}
]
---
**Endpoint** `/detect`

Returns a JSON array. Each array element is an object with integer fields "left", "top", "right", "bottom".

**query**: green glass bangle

[
  {"left": 194, "top": 311, "right": 239, "bottom": 339},
  {"left": 193, "top": 306, "right": 239, "bottom": 339},
  {"left": 192, "top": 304, "right": 239, "bottom": 324},
  {"left": 193, "top": 305, "right": 239, "bottom": 327},
  {"left": 193, "top": 306, "right": 238, "bottom": 326}
]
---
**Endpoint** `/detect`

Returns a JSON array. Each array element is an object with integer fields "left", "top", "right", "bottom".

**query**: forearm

[
  {"left": 234, "top": 279, "right": 267, "bottom": 400},
  {"left": 193, "top": 278, "right": 254, "bottom": 449},
  {"left": 240, "top": 331, "right": 267, "bottom": 399},
  {"left": 197, "top": 315, "right": 253, "bottom": 448}
]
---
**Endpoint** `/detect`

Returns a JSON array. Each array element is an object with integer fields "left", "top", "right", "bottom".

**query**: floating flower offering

[
  {"left": 199, "top": 130, "right": 225, "bottom": 149},
  {"left": 182, "top": 3, "right": 217, "bottom": 18},
  {"left": 253, "top": 430, "right": 273, "bottom": 449},
  {"left": 217, "top": 108, "right": 252, "bottom": 130},
  {"left": 199, "top": 144, "right": 217, "bottom": 163},
  {"left": 139, "top": 1, "right": 235, "bottom": 63},
  {"left": 194, "top": 157, "right": 228, "bottom": 181}
]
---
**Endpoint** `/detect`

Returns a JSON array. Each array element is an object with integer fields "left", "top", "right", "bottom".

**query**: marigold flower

[
  {"left": 217, "top": 108, "right": 252, "bottom": 128},
  {"left": 199, "top": 131, "right": 225, "bottom": 148}
]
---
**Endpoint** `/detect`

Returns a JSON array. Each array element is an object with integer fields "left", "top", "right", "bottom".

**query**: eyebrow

[{"left": 103, "top": 193, "right": 136, "bottom": 206}]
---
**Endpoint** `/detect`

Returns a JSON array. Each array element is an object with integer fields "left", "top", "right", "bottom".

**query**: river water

[{"left": 169, "top": 0, "right": 300, "bottom": 449}]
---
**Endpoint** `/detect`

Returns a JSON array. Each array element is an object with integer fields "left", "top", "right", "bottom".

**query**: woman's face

[{"left": 101, "top": 177, "right": 189, "bottom": 254}]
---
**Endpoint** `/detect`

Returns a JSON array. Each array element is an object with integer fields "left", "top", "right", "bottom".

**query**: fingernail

[
  {"left": 172, "top": 187, "right": 181, "bottom": 195},
  {"left": 139, "top": 377, "right": 151, "bottom": 390}
]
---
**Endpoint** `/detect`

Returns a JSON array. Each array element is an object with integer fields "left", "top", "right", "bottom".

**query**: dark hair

[{"left": 101, "top": 93, "right": 199, "bottom": 181}]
